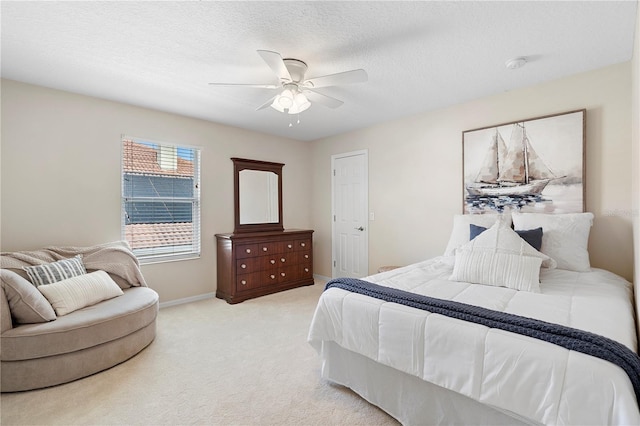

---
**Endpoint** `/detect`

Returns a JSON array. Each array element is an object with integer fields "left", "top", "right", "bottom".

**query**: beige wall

[
  {"left": 632, "top": 6, "right": 639, "bottom": 340},
  {"left": 311, "top": 62, "right": 633, "bottom": 281},
  {"left": 0, "top": 79, "right": 312, "bottom": 303},
  {"left": 1, "top": 59, "right": 635, "bottom": 302}
]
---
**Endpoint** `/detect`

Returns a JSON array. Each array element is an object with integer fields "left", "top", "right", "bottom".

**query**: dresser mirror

[{"left": 232, "top": 157, "right": 284, "bottom": 233}]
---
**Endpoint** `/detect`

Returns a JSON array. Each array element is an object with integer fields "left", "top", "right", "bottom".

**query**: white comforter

[{"left": 308, "top": 257, "right": 640, "bottom": 425}]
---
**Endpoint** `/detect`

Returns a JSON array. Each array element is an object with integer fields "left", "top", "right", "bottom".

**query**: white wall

[
  {"left": 311, "top": 62, "right": 633, "bottom": 281},
  {"left": 0, "top": 79, "right": 313, "bottom": 303},
  {"left": 631, "top": 6, "right": 640, "bottom": 340}
]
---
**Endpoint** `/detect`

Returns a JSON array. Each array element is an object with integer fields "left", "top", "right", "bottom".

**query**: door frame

[{"left": 331, "top": 149, "right": 369, "bottom": 278}]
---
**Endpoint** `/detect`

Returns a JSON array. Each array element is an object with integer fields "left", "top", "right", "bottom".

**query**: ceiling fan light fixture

[
  {"left": 288, "top": 92, "right": 311, "bottom": 114},
  {"left": 270, "top": 98, "right": 285, "bottom": 112},
  {"left": 278, "top": 88, "right": 295, "bottom": 108},
  {"left": 270, "top": 89, "right": 293, "bottom": 112},
  {"left": 271, "top": 85, "right": 311, "bottom": 114},
  {"left": 271, "top": 84, "right": 298, "bottom": 112}
]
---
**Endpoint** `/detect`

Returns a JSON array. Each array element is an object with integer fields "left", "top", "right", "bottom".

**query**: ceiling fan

[{"left": 209, "top": 50, "right": 368, "bottom": 115}]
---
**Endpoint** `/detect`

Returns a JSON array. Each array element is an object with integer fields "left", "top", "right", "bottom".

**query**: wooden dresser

[{"left": 215, "top": 229, "right": 314, "bottom": 304}]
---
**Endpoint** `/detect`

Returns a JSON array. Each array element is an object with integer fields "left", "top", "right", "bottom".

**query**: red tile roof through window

[
  {"left": 125, "top": 222, "right": 193, "bottom": 250},
  {"left": 123, "top": 140, "right": 193, "bottom": 177}
]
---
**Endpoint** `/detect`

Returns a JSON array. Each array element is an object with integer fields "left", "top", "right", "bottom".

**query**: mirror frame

[{"left": 232, "top": 157, "right": 284, "bottom": 234}]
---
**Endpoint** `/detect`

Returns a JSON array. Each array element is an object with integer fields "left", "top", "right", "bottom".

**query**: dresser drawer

[
  {"left": 297, "top": 251, "right": 311, "bottom": 263},
  {"left": 256, "top": 241, "right": 278, "bottom": 255},
  {"left": 299, "top": 264, "right": 313, "bottom": 280},
  {"left": 256, "top": 271, "right": 280, "bottom": 288},
  {"left": 236, "top": 257, "right": 260, "bottom": 274},
  {"left": 236, "top": 244, "right": 259, "bottom": 259},
  {"left": 236, "top": 273, "right": 258, "bottom": 290},
  {"left": 262, "top": 256, "right": 279, "bottom": 270},
  {"left": 294, "top": 238, "right": 311, "bottom": 251},
  {"left": 276, "top": 266, "right": 298, "bottom": 283},
  {"left": 277, "top": 264, "right": 312, "bottom": 282},
  {"left": 278, "top": 240, "right": 296, "bottom": 253},
  {"left": 236, "top": 271, "right": 280, "bottom": 291}
]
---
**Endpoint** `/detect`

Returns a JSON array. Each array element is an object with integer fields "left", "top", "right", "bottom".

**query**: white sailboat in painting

[{"left": 466, "top": 123, "right": 557, "bottom": 197}]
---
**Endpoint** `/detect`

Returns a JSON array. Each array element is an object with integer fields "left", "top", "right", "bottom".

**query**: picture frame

[{"left": 462, "top": 109, "right": 585, "bottom": 214}]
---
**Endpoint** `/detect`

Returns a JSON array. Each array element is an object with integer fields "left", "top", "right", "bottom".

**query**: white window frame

[{"left": 121, "top": 135, "right": 201, "bottom": 264}]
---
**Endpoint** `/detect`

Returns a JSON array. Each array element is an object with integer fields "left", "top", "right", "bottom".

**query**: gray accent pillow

[
  {"left": 23, "top": 255, "right": 86, "bottom": 287},
  {"left": 1, "top": 269, "right": 56, "bottom": 323}
]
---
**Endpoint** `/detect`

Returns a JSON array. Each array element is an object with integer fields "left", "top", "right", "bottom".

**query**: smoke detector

[{"left": 505, "top": 57, "right": 527, "bottom": 70}]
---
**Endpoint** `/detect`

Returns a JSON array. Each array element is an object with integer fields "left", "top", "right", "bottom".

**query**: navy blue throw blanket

[{"left": 325, "top": 277, "right": 640, "bottom": 405}]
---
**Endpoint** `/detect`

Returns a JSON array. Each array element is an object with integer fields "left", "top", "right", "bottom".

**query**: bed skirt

[{"left": 318, "top": 340, "right": 536, "bottom": 426}]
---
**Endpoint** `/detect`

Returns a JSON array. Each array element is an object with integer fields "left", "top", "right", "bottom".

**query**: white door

[{"left": 332, "top": 150, "right": 368, "bottom": 278}]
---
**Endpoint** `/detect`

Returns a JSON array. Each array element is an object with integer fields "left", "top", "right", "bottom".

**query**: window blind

[{"left": 121, "top": 137, "right": 201, "bottom": 263}]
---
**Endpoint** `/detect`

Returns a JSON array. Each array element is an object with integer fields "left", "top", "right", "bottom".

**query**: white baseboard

[
  {"left": 159, "top": 292, "right": 215, "bottom": 309},
  {"left": 313, "top": 274, "right": 331, "bottom": 283},
  {"left": 160, "top": 277, "right": 330, "bottom": 308}
]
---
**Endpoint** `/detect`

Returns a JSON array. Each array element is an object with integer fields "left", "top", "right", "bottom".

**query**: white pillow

[
  {"left": 449, "top": 222, "right": 553, "bottom": 292},
  {"left": 38, "top": 270, "right": 124, "bottom": 316},
  {"left": 512, "top": 212, "right": 593, "bottom": 272},
  {"left": 443, "top": 213, "right": 512, "bottom": 257}
]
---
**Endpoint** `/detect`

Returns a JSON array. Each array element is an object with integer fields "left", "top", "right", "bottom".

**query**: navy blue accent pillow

[
  {"left": 469, "top": 224, "right": 543, "bottom": 251},
  {"left": 469, "top": 224, "right": 487, "bottom": 241}
]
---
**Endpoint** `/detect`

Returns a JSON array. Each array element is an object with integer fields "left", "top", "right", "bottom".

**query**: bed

[{"left": 308, "top": 212, "right": 640, "bottom": 425}]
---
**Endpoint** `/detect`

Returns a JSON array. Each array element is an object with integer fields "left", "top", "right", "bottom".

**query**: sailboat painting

[{"left": 463, "top": 110, "right": 585, "bottom": 214}]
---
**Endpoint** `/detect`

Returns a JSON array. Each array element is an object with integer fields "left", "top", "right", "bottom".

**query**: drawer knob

[
  {"left": 281, "top": 258, "right": 286, "bottom": 263},
  {"left": 241, "top": 263, "right": 247, "bottom": 269},
  {"left": 301, "top": 242, "right": 306, "bottom": 247},
  {"left": 280, "top": 272, "right": 286, "bottom": 277},
  {"left": 304, "top": 268, "right": 309, "bottom": 272},
  {"left": 270, "top": 274, "right": 276, "bottom": 279},
  {"left": 241, "top": 280, "right": 247, "bottom": 286},
  {"left": 287, "top": 244, "right": 292, "bottom": 249},
  {"left": 262, "top": 247, "right": 268, "bottom": 252},
  {"left": 304, "top": 254, "right": 309, "bottom": 259},
  {"left": 270, "top": 259, "right": 276, "bottom": 265},
  {"left": 245, "top": 248, "right": 251, "bottom": 254}
]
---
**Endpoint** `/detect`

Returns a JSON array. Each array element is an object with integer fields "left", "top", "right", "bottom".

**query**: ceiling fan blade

[
  {"left": 305, "top": 69, "right": 368, "bottom": 88},
  {"left": 256, "top": 95, "right": 278, "bottom": 111},
  {"left": 257, "top": 50, "right": 292, "bottom": 82},
  {"left": 208, "top": 83, "right": 280, "bottom": 89},
  {"left": 304, "top": 89, "right": 344, "bottom": 109}
]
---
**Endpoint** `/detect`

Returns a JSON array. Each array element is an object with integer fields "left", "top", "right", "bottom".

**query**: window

[{"left": 121, "top": 137, "right": 201, "bottom": 263}]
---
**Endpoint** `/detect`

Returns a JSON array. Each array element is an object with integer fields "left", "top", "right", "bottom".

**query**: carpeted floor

[{"left": 1, "top": 281, "right": 398, "bottom": 425}]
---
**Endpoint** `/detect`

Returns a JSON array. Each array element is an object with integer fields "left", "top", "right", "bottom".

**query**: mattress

[{"left": 308, "top": 257, "right": 640, "bottom": 425}]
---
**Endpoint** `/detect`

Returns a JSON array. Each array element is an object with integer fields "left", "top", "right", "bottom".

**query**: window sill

[{"left": 138, "top": 253, "right": 201, "bottom": 266}]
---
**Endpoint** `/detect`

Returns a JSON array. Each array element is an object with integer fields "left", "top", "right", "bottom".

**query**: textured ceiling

[{"left": 1, "top": 1, "right": 637, "bottom": 142}]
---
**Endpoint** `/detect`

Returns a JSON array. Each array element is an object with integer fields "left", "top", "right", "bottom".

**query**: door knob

[{"left": 355, "top": 226, "right": 365, "bottom": 231}]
